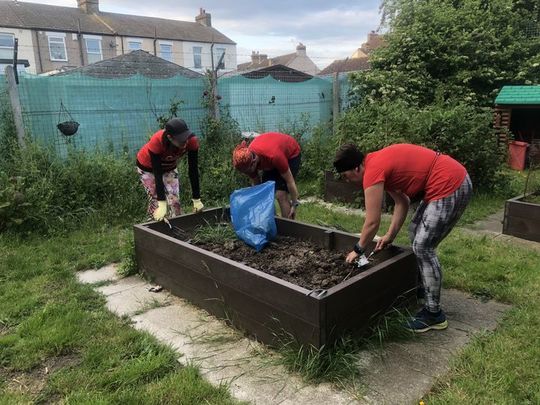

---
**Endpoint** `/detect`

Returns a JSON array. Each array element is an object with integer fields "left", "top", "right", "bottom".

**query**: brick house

[{"left": 0, "top": 0, "right": 236, "bottom": 74}]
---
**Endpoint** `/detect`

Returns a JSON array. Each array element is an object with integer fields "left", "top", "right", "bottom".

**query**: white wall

[
  {"left": 181, "top": 41, "right": 237, "bottom": 73},
  {"left": 0, "top": 27, "right": 37, "bottom": 74},
  {"left": 113, "top": 37, "right": 236, "bottom": 72}
]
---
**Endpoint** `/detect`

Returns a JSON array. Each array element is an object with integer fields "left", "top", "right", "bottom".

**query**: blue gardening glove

[
  {"left": 153, "top": 200, "right": 167, "bottom": 221},
  {"left": 192, "top": 198, "right": 204, "bottom": 213}
]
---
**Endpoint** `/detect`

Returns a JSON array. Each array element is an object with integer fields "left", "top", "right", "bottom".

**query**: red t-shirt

[
  {"left": 248, "top": 132, "right": 301, "bottom": 174},
  {"left": 363, "top": 144, "right": 467, "bottom": 202},
  {"left": 137, "top": 129, "right": 199, "bottom": 171}
]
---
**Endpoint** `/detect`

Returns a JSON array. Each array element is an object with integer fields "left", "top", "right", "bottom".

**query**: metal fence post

[{"left": 5, "top": 65, "right": 26, "bottom": 149}]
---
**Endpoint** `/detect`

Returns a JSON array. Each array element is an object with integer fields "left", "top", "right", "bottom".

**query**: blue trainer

[{"left": 405, "top": 308, "right": 448, "bottom": 333}]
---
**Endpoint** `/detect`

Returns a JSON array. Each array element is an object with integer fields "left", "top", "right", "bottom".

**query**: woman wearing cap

[
  {"left": 136, "top": 118, "right": 204, "bottom": 221},
  {"left": 232, "top": 132, "right": 301, "bottom": 219},
  {"left": 333, "top": 143, "right": 472, "bottom": 333}
]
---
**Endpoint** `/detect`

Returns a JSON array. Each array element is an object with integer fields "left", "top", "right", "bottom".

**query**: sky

[{"left": 19, "top": 0, "right": 383, "bottom": 69}]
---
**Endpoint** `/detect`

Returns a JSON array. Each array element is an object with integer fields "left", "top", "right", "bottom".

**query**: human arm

[
  {"left": 150, "top": 151, "right": 166, "bottom": 201},
  {"left": 187, "top": 150, "right": 203, "bottom": 212},
  {"left": 346, "top": 182, "right": 384, "bottom": 263},
  {"left": 280, "top": 168, "right": 299, "bottom": 219},
  {"left": 150, "top": 151, "right": 167, "bottom": 220},
  {"left": 375, "top": 190, "right": 409, "bottom": 251}
]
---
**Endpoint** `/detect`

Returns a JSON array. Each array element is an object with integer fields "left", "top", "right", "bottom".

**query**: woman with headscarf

[{"left": 232, "top": 132, "right": 301, "bottom": 219}]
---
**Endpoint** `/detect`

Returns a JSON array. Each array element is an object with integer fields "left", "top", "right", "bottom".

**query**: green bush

[
  {"left": 336, "top": 100, "right": 505, "bottom": 192},
  {"left": 0, "top": 137, "right": 146, "bottom": 234},
  {"left": 296, "top": 123, "right": 338, "bottom": 183},
  {"left": 194, "top": 109, "right": 247, "bottom": 204}
]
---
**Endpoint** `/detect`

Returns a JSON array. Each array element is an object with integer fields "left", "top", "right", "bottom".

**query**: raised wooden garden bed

[
  {"left": 134, "top": 208, "right": 417, "bottom": 348},
  {"left": 503, "top": 194, "right": 540, "bottom": 242},
  {"left": 324, "top": 170, "right": 360, "bottom": 205}
]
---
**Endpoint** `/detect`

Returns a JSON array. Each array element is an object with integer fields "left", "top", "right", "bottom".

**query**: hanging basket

[
  {"left": 57, "top": 120, "right": 80, "bottom": 136},
  {"left": 56, "top": 101, "right": 79, "bottom": 137}
]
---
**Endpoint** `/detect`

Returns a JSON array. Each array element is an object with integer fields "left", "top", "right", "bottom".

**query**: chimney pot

[
  {"left": 195, "top": 8, "right": 212, "bottom": 27},
  {"left": 77, "top": 0, "right": 99, "bottom": 14}
]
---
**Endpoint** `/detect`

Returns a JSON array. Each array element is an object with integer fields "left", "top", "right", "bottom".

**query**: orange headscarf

[{"left": 232, "top": 141, "right": 253, "bottom": 170}]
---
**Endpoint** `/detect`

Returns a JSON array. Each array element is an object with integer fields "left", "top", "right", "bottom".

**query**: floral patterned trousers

[{"left": 137, "top": 168, "right": 182, "bottom": 218}]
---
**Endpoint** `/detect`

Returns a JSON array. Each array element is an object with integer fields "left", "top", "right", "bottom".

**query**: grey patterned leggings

[{"left": 409, "top": 175, "right": 473, "bottom": 312}]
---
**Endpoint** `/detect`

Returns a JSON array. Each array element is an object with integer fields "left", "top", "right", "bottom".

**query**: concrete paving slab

[
  {"left": 76, "top": 263, "right": 120, "bottom": 284},
  {"left": 467, "top": 210, "right": 504, "bottom": 234},
  {"left": 99, "top": 279, "right": 172, "bottom": 317},
  {"left": 78, "top": 262, "right": 511, "bottom": 405},
  {"left": 132, "top": 301, "right": 354, "bottom": 405},
  {"left": 463, "top": 209, "right": 540, "bottom": 251},
  {"left": 96, "top": 275, "right": 146, "bottom": 296},
  {"left": 357, "top": 289, "right": 511, "bottom": 404}
]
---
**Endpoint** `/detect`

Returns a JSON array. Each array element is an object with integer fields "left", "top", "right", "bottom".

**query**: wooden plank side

[
  {"left": 327, "top": 249, "right": 414, "bottom": 293},
  {"left": 323, "top": 255, "right": 417, "bottom": 341},
  {"left": 137, "top": 247, "right": 323, "bottom": 347},
  {"left": 505, "top": 199, "right": 540, "bottom": 220},
  {"left": 324, "top": 285, "right": 416, "bottom": 343},
  {"left": 503, "top": 216, "right": 540, "bottom": 242}
]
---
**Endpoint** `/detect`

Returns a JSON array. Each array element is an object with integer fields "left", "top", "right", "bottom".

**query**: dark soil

[
  {"left": 177, "top": 233, "right": 389, "bottom": 290},
  {"left": 0, "top": 354, "right": 80, "bottom": 401}
]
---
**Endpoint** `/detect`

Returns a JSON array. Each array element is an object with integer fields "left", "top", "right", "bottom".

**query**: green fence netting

[
  {"left": 17, "top": 73, "right": 207, "bottom": 155},
  {"left": 10, "top": 71, "right": 353, "bottom": 155},
  {"left": 219, "top": 75, "right": 332, "bottom": 134}
]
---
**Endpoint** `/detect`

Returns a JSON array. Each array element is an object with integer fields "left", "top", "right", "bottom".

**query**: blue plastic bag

[{"left": 230, "top": 181, "right": 277, "bottom": 252}]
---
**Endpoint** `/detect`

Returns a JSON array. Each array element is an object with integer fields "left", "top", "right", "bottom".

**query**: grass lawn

[
  {"left": 1, "top": 187, "right": 539, "bottom": 403},
  {"left": 0, "top": 225, "right": 241, "bottom": 404}
]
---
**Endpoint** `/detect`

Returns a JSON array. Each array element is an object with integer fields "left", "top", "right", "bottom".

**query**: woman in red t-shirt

[
  {"left": 333, "top": 143, "right": 472, "bottom": 333},
  {"left": 136, "top": 118, "right": 203, "bottom": 221},
  {"left": 232, "top": 132, "right": 301, "bottom": 219}
]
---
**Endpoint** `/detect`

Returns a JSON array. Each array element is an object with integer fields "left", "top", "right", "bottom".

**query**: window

[
  {"left": 0, "top": 33, "right": 14, "bottom": 59},
  {"left": 215, "top": 47, "right": 225, "bottom": 69},
  {"left": 128, "top": 39, "right": 142, "bottom": 52},
  {"left": 193, "top": 46, "right": 202, "bottom": 69},
  {"left": 84, "top": 35, "right": 102, "bottom": 64},
  {"left": 47, "top": 33, "right": 67, "bottom": 61},
  {"left": 159, "top": 42, "right": 173, "bottom": 62}
]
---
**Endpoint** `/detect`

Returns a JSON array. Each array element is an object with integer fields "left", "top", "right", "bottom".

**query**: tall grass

[{"left": 0, "top": 135, "right": 146, "bottom": 234}]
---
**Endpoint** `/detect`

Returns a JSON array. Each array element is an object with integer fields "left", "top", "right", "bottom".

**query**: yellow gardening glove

[
  {"left": 192, "top": 198, "right": 204, "bottom": 213},
  {"left": 153, "top": 200, "right": 167, "bottom": 221}
]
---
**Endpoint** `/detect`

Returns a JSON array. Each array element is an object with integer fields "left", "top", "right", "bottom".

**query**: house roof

[
  {"left": 222, "top": 64, "right": 313, "bottom": 83},
  {"left": 318, "top": 57, "right": 371, "bottom": 75},
  {"left": 495, "top": 86, "right": 540, "bottom": 105},
  {"left": 0, "top": 0, "right": 235, "bottom": 44},
  {"left": 53, "top": 50, "right": 203, "bottom": 78},
  {"left": 0, "top": 0, "right": 111, "bottom": 34},
  {"left": 237, "top": 52, "right": 297, "bottom": 71}
]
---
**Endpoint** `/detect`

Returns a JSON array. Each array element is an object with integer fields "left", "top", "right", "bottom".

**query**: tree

[{"left": 351, "top": 0, "right": 540, "bottom": 107}]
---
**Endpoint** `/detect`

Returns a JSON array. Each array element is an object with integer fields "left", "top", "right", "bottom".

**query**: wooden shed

[{"left": 494, "top": 85, "right": 540, "bottom": 145}]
